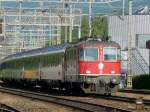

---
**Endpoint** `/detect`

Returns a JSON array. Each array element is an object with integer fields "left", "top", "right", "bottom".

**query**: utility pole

[
  {"left": 122, "top": 0, "right": 125, "bottom": 16},
  {"left": 61, "top": 0, "right": 68, "bottom": 43},
  {"left": 69, "top": 0, "right": 72, "bottom": 42},
  {"left": 127, "top": 0, "right": 133, "bottom": 88},
  {"left": 129, "top": 0, "right": 132, "bottom": 15},
  {"left": 89, "top": 0, "right": 92, "bottom": 37},
  {"left": 19, "top": 0, "right": 23, "bottom": 52}
]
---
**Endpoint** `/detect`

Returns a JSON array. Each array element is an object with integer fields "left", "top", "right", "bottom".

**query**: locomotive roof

[
  {"left": 76, "top": 38, "right": 120, "bottom": 47},
  {"left": 1, "top": 38, "right": 120, "bottom": 63}
]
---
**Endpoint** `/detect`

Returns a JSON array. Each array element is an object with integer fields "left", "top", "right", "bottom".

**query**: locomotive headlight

[
  {"left": 111, "top": 70, "right": 115, "bottom": 74},
  {"left": 86, "top": 70, "right": 91, "bottom": 74},
  {"left": 98, "top": 63, "right": 104, "bottom": 70}
]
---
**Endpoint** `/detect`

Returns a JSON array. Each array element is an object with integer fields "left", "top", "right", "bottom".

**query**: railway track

[
  {"left": 0, "top": 86, "right": 132, "bottom": 112},
  {"left": 0, "top": 103, "right": 20, "bottom": 112},
  {"left": 92, "top": 95, "right": 150, "bottom": 106},
  {"left": 119, "top": 89, "right": 150, "bottom": 94}
]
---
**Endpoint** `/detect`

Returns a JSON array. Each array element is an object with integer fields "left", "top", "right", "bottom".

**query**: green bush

[{"left": 132, "top": 74, "right": 150, "bottom": 89}]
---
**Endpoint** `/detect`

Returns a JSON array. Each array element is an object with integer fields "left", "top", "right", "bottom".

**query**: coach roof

[{"left": 2, "top": 43, "right": 69, "bottom": 62}]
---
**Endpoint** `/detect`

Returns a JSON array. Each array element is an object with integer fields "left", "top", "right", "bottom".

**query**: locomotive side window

[
  {"left": 103, "top": 48, "right": 117, "bottom": 61},
  {"left": 80, "top": 49, "right": 84, "bottom": 61},
  {"left": 80, "top": 48, "right": 98, "bottom": 61},
  {"left": 117, "top": 49, "right": 121, "bottom": 60}
]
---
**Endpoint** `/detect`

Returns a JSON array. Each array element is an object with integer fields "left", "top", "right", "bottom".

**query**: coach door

[{"left": 65, "top": 48, "right": 79, "bottom": 82}]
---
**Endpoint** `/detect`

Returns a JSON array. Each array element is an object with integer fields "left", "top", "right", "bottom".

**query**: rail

[
  {"left": 119, "top": 89, "right": 150, "bottom": 94},
  {"left": 0, "top": 87, "right": 132, "bottom": 112},
  {"left": 0, "top": 103, "right": 20, "bottom": 112},
  {"left": 90, "top": 94, "right": 150, "bottom": 106}
]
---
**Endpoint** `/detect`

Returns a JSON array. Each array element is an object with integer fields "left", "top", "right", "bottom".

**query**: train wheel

[{"left": 104, "top": 92, "right": 111, "bottom": 96}]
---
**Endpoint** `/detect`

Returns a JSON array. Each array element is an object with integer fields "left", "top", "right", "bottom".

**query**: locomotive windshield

[
  {"left": 80, "top": 48, "right": 98, "bottom": 61},
  {"left": 103, "top": 48, "right": 117, "bottom": 61}
]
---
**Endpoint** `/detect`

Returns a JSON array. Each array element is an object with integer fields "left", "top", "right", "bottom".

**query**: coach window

[
  {"left": 103, "top": 48, "right": 117, "bottom": 61},
  {"left": 69, "top": 50, "right": 72, "bottom": 60},
  {"left": 69, "top": 50, "right": 71, "bottom": 59},
  {"left": 73, "top": 49, "right": 76, "bottom": 59},
  {"left": 66, "top": 51, "right": 69, "bottom": 59},
  {"left": 70, "top": 50, "right": 73, "bottom": 59},
  {"left": 72, "top": 50, "right": 74, "bottom": 59},
  {"left": 80, "top": 48, "right": 98, "bottom": 61}
]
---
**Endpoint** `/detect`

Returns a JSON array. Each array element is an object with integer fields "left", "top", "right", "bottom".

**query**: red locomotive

[
  {"left": 0, "top": 37, "right": 121, "bottom": 95},
  {"left": 66, "top": 37, "right": 121, "bottom": 95}
]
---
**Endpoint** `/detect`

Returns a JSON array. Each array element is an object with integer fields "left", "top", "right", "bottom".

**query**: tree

[
  {"left": 81, "top": 16, "right": 108, "bottom": 38},
  {"left": 91, "top": 16, "right": 108, "bottom": 37},
  {"left": 81, "top": 16, "right": 89, "bottom": 37},
  {"left": 51, "top": 15, "right": 108, "bottom": 46}
]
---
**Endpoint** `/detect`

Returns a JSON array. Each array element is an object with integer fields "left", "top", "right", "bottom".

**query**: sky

[{"left": 1, "top": 0, "right": 150, "bottom": 15}]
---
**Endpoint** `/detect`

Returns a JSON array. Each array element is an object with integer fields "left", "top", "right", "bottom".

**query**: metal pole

[
  {"left": 78, "top": 26, "right": 81, "bottom": 39},
  {"left": 127, "top": 0, "right": 133, "bottom": 89},
  {"left": 78, "top": 11, "right": 81, "bottom": 39},
  {"left": 127, "top": 26, "right": 132, "bottom": 88},
  {"left": 19, "top": 0, "right": 22, "bottom": 30},
  {"left": 69, "top": 2, "right": 72, "bottom": 42},
  {"left": 62, "top": 0, "right": 68, "bottom": 43},
  {"left": 129, "top": 0, "right": 132, "bottom": 15},
  {"left": 89, "top": 0, "right": 92, "bottom": 37},
  {"left": 19, "top": 0, "right": 22, "bottom": 52},
  {"left": 69, "top": 25, "right": 72, "bottom": 42},
  {"left": 122, "top": 0, "right": 125, "bottom": 16},
  {"left": 0, "top": 1, "right": 1, "bottom": 13},
  {"left": 3, "top": 10, "right": 6, "bottom": 57},
  {"left": 65, "top": 26, "right": 68, "bottom": 42}
]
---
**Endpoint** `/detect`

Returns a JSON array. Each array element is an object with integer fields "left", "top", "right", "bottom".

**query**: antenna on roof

[{"left": 101, "top": 36, "right": 111, "bottom": 41}]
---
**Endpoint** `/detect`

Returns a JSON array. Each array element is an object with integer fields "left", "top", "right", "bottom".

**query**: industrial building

[{"left": 108, "top": 15, "right": 150, "bottom": 75}]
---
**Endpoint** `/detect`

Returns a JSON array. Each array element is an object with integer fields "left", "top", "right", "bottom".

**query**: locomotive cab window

[
  {"left": 80, "top": 48, "right": 98, "bottom": 61},
  {"left": 103, "top": 48, "right": 117, "bottom": 61}
]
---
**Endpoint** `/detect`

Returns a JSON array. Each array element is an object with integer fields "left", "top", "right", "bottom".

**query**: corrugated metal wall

[
  {"left": 109, "top": 15, "right": 150, "bottom": 48},
  {"left": 108, "top": 15, "right": 150, "bottom": 75}
]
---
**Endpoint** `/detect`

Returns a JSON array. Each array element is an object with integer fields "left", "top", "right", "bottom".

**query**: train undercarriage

[{"left": 1, "top": 75, "right": 120, "bottom": 95}]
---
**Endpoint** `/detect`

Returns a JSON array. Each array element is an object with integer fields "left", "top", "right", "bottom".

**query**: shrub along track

[{"left": 0, "top": 86, "right": 133, "bottom": 112}]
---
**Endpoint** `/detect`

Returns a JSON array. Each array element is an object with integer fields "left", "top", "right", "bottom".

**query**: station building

[{"left": 108, "top": 15, "right": 150, "bottom": 75}]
